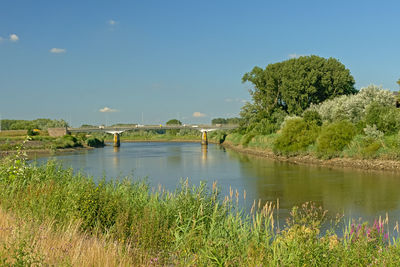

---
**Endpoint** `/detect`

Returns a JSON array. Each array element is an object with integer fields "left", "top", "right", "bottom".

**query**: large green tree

[
  {"left": 242, "top": 55, "right": 356, "bottom": 117},
  {"left": 166, "top": 119, "right": 182, "bottom": 125}
]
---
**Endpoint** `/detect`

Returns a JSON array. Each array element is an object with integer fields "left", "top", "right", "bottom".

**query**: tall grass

[{"left": 1, "top": 151, "right": 400, "bottom": 265}]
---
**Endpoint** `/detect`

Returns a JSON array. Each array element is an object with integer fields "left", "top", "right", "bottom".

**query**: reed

[{"left": 1, "top": 150, "right": 400, "bottom": 265}]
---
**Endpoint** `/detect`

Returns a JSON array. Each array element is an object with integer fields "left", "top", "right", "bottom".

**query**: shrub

[
  {"left": 86, "top": 137, "right": 105, "bottom": 148},
  {"left": 309, "top": 85, "right": 396, "bottom": 124},
  {"left": 364, "top": 102, "right": 400, "bottom": 135},
  {"left": 363, "top": 124, "right": 384, "bottom": 140},
  {"left": 54, "top": 135, "right": 80, "bottom": 148},
  {"left": 316, "top": 121, "right": 356, "bottom": 157},
  {"left": 27, "top": 128, "right": 37, "bottom": 136},
  {"left": 303, "top": 110, "right": 322, "bottom": 126},
  {"left": 273, "top": 118, "right": 320, "bottom": 155},
  {"left": 76, "top": 133, "right": 87, "bottom": 142},
  {"left": 240, "top": 109, "right": 287, "bottom": 135},
  {"left": 208, "top": 131, "right": 227, "bottom": 144},
  {"left": 241, "top": 133, "right": 256, "bottom": 147}
]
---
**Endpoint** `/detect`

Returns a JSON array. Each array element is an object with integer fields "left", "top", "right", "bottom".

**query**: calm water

[{"left": 34, "top": 142, "right": 400, "bottom": 227}]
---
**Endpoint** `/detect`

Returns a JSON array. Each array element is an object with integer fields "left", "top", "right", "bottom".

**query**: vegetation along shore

[{"left": 1, "top": 151, "right": 400, "bottom": 265}]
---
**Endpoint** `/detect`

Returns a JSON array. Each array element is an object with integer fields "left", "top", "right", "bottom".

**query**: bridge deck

[{"left": 68, "top": 125, "right": 237, "bottom": 133}]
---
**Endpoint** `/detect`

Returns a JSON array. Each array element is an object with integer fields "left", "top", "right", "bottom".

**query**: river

[{"left": 34, "top": 142, "right": 400, "bottom": 229}]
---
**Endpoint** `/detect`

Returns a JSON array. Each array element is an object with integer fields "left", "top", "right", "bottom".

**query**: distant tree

[
  {"left": 166, "top": 119, "right": 182, "bottom": 125},
  {"left": 242, "top": 55, "right": 356, "bottom": 117},
  {"left": 0, "top": 119, "right": 68, "bottom": 130},
  {"left": 397, "top": 78, "right": 400, "bottom": 87},
  {"left": 211, "top": 118, "right": 227, "bottom": 125},
  {"left": 81, "top": 124, "right": 96, "bottom": 128},
  {"left": 212, "top": 117, "right": 242, "bottom": 125}
]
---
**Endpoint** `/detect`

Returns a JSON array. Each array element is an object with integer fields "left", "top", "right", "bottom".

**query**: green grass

[{"left": 1, "top": 151, "right": 400, "bottom": 265}]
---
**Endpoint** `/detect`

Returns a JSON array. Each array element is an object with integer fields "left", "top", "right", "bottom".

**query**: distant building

[{"left": 48, "top": 127, "right": 70, "bottom": 137}]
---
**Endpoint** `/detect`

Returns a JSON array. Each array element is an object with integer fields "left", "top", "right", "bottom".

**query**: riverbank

[
  {"left": 0, "top": 134, "right": 101, "bottom": 159},
  {"left": 222, "top": 140, "right": 400, "bottom": 172},
  {"left": 1, "top": 154, "right": 399, "bottom": 266}
]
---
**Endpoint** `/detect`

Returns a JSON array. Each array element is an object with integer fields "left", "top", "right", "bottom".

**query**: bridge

[{"left": 67, "top": 124, "right": 238, "bottom": 147}]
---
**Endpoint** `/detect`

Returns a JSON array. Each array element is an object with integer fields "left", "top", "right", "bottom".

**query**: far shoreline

[
  {"left": 221, "top": 141, "right": 400, "bottom": 173},
  {"left": 3, "top": 137, "right": 400, "bottom": 173}
]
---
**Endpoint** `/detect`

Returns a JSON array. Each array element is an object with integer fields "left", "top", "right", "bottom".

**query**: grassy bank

[
  {"left": 1, "top": 152, "right": 400, "bottom": 265},
  {"left": 0, "top": 132, "right": 104, "bottom": 156},
  {"left": 221, "top": 131, "right": 400, "bottom": 171}
]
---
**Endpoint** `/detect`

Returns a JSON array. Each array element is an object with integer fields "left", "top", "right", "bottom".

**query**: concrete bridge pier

[
  {"left": 201, "top": 131, "right": 208, "bottom": 146},
  {"left": 113, "top": 133, "right": 120, "bottom": 147}
]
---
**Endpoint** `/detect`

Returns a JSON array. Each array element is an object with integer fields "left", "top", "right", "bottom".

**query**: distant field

[{"left": 0, "top": 130, "right": 27, "bottom": 137}]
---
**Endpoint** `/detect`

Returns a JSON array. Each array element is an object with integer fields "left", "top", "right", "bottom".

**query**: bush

[
  {"left": 208, "top": 131, "right": 227, "bottom": 144},
  {"left": 240, "top": 109, "right": 287, "bottom": 135},
  {"left": 303, "top": 110, "right": 322, "bottom": 126},
  {"left": 241, "top": 133, "right": 256, "bottom": 147},
  {"left": 76, "top": 133, "right": 87, "bottom": 142},
  {"left": 54, "top": 135, "right": 80, "bottom": 148},
  {"left": 316, "top": 121, "right": 356, "bottom": 157},
  {"left": 27, "top": 128, "right": 38, "bottom": 136},
  {"left": 273, "top": 118, "right": 320, "bottom": 155},
  {"left": 364, "top": 102, "right": 400, "bottom": 135},
  {"left": 309, "top": 85, "right": 396, "bottom": 124},
  {"left": 86, "top": 137, "right": 105, "bottom": 148}
]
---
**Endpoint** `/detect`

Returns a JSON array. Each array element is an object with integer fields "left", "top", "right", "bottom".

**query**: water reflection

[
  {"left": 201, "top": 145, "right": 208, "bottom": 163},
  {"left": 112, "top": 147, "right": 120, "bottom": 168},
  {"left": 228, "top": 150, "right": 400, "bottom": 221}
]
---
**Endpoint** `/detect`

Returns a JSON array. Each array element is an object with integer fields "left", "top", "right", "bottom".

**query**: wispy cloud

[
  {"left": 288, "top": 53, "right": 305, "bottom": 59},
  {"left": 192, "top": 111, "right": 206, "bottom": 118},
  {"left": 108, "top": 19, "right": 118, "bottom": 26},
  {"left": 9, "top": 34, "right": 19, "bottom": 42},
  {"left": 225, "top": 98, "right": 247, "bottom": 103},
  {"left": 0, "top": 37, "right": 4, "bottom": 43},
  {"left": 99, "top": 107, "right": 117, "bottom": 113},
  {"left": 50, "top": 48, "right": 66, "bottom": 54}
]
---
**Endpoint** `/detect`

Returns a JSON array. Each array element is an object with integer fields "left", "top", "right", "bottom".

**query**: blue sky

[{"left": 1, "top": 0, "right": 399, "bottom": 127}]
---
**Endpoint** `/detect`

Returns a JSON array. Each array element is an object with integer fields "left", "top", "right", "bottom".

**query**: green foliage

[
  {"left": 211, "top": 117, "right": 241, "bottom": 125},
  {"left": 242, "top": 55, "right": 356, "bottom": 118},
  {"left": 316, "top": 121, "right": 356, "bottom": 157},
  {"left": 344, "top": 135, "right": 382, "bottom": 159},
  {"left": 208, "top": 130, "right": 227, "bottom": 144},
  {"left": 309, "top": 85, "right": 396, "bottom": 124},
  {"left": 273, "top": 118, "right": 320, "bottom": 155},
  {"left": 1, "top": 118, "right": 68, "bottom": 130},
  {"left": 240, "top": 108, "right": 287, "bottom": 135},
  {"left": 26, "top": 128, "right": 38, "bottom": 136},
  {"left": 86, "top": 137, "right": 104, "bottom": 148},
  {"left": 166, "top": 119, "right": 182, "bottom": 125},
  {"left": 303, "top": 110, "right": 322, "bottom": 126},
  {"left": 54, "top": 135, "right": 81, "bottom": 149},
  {"left": 80, "top": 124, "right": 97, "bottom": 128},
  {"left": 364, "top": 102, "right": 400, "bottom": 135},
  {"left": 75, "top": 132, "right": 87, "bottom": 142},
  {"left": 1, "top": 154, "right": 400, "bottom": 265}
]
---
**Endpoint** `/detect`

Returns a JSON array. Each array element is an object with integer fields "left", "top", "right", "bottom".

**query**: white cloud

[
  {"left": 50, "top": 48, "right": 66, "bottom": 54},
  {"left": 288, "top": 53, "right": 305, "bottom": 59},
  {"left": 192, "top": 111, "right": 206, "bottom": 118},
  {"left": 99, "top": 107, "right": 117, "bottom": 113},
  {"left": 0, "top": 37, "right": 4, "bottom": 43},
  {"left": 108, "top": 19, "right": 117, "bottom": 26},
  {"left": 9, "top": 34, "right": 19, "bottom": 42}
]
